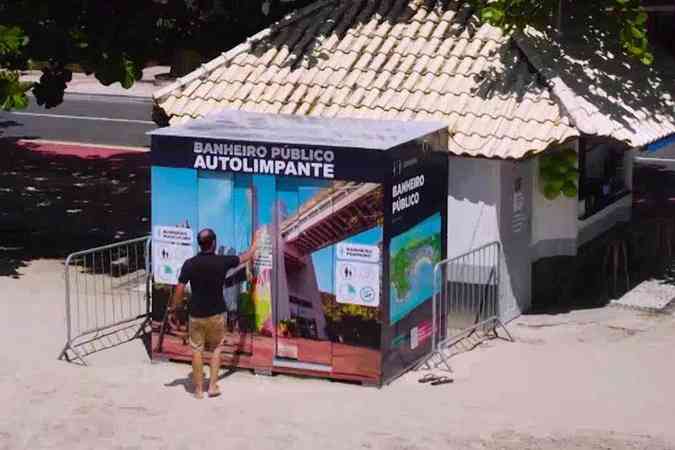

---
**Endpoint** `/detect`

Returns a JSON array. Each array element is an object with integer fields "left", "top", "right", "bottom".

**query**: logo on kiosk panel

[{"left": 336, "top": 243, "right": 380, "bottom": 263}]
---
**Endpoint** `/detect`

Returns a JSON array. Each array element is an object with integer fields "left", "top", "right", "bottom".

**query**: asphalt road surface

[{"left": 0, "top": 93, "right": 156, "bottom": 148}]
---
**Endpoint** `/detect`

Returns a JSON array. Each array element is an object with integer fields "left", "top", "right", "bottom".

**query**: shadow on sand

[{"left": 0, "top": 138, "right": 150, "bottom": 278}]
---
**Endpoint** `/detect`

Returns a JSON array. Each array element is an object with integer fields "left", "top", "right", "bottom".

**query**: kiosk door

[
  {"left": 273, "top": 179, "right": 333, "bottom": 373},
  {"left": 197, "top": 172, "right": 254, "bottom": 355}
]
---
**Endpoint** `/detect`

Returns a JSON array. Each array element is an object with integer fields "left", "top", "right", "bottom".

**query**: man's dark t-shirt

[{"left": 178, "top": 252, "right": 240, "bottom": 318}]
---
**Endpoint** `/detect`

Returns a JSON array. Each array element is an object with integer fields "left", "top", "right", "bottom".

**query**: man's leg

[
  {"left": 189, "top": 317, "right": 206, "bottom": 399},
  {"left": 192, "top": 350, "right": 204, "bottom": 399},
  {"left": 206, "top": 314, "right": 226, "bottom": 397},
  {"left": 208, "top": 345, "right": 222, "bottom": 397}
]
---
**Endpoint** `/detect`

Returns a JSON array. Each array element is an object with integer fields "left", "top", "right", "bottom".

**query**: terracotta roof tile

[
  {"left": 180, "top": 78, "right": 202, "bottom": 98},
  {"left": 155, "top": 0, "right": 580, "bottom": 159},
  {"left": 158, "top": 95, "right": 177, "bottom": 113},
  {"left": 517, "top": 27, "right": 675, "bottom": 148}
]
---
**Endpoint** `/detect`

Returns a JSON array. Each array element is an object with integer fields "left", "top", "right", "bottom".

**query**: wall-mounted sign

[
  {"left": 512, "top": 177, "right": 527, "bottom": 233},
  {"left": 153, "top": 226, "right": 193, "bottom": 245},
  {"left": 152, "top": 226, "right": 194, "bottom": 285}
]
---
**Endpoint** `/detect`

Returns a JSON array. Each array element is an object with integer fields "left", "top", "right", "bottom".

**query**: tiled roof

[
  {"left": 154, "top": 0, "right": 578, "bottom": 159},
  {"left": 516, "top": 28, "right": 675, "bottom": 148}
]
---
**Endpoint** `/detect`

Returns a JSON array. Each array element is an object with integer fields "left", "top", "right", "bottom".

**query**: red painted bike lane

[{"left": 14, "top": 139, "right": 149, "bottom": 159}]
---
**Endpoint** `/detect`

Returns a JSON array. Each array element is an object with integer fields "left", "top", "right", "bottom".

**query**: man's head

[{"left": 197, "top": 228, "right": 217, "bottom": 253}]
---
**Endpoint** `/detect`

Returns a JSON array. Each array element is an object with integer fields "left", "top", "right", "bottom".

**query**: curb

[
  {"left": 64, "top": 92, "right": 154, "bottom": 104},
  {"left": 609, "top": 298, "right": 675, "bottom": 315},
  {"left": 24, "top": 91, "right": 154, "bottom": 104},
  {"left": 17, "top": 139, "right": 150, "bottom": 152}
]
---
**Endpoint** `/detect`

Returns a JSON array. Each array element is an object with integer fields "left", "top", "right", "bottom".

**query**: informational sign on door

[
  {"left": 337, "top": 242, "right": 380, "bottom": 263},
  {"left": 153, "top": 226, "right": 194, "bottom": 285},
  {"left": 335, "top": 243, "right": 380, "bottom": 307},
  {"left": 512, "top": 177, "right": 527, "bottom": 234}
]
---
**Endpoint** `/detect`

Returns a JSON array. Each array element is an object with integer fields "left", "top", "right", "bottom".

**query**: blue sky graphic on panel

[
  {"left": 233, "top": 175, "right": 253, "bottom": 252},
  {"left": 198, "top": 172, "right": 235, "bottom": 251},
  {"left": 254, "top": 175, "right": 275, "bottom": 228},
  {"left": 152, "top": 166, "right": 198, "bottom": 249},
  {"left": 197, "top": 172, "right": 254, "bottom": 254}
]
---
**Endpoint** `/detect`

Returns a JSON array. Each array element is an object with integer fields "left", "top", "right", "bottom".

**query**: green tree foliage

[
  {"left": 469, "top": 0, "right": 653, "bottom": 64},
  {"left": 0, "top": 0, "right": 313, "bottom": 110},
  {"left": 539, "top": 149, "right": 578, "bottom": 200},
  {"left": 0, "top": 25, "right": 31, "bottom": 109},
  {"left": 0, "top": 0, "right": 652, "bottom": 111}
]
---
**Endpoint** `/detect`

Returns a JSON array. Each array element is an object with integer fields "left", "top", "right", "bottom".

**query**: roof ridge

[
  {"left": 153, "top": 0, "right": 338, "bottom": 101},
  {"left": 171, "top": 99, "right": 566, "bottom": 128},
  {"left": 155, "top": 0, "right": 581, "bottom": 159},
  {"left": 448, "top": 134, "right": 576, "bottom": 158},
  {"left": 512, "top": 31, "right": 596, "bottom": 136},
  {"left": 178, "top": 81, "right": 552, "bottom": 105}
]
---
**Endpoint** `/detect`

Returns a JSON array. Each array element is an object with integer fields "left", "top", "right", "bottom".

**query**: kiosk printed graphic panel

[
  {"left": 150, "top": 110, "right": 448, "bottom": 385},
  {"left": 275, "top": 178, "right": 384, "bottom": 363},
  {"left": 151, "top": 167, "right": 197, "bottom": 285},
  {"left": 389, "top": 213, "right": 442, "bottom": 323},
  {"left": 152, "top": 170, "right": 385, "bottom": 374},
  {"left": 381, "top": 143, "right": 448, "bottom": 384}
]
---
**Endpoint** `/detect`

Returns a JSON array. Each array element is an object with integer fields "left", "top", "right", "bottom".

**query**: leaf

[
  {"left": 94, "top": 55, "right": 142, "bottom": 89},
  {"left": 641, "top": 52, "right": 654, "bottom": 65},
  {"left": 630, "top": 25, "right": 644, "bottom": 39},
  {"left": 480, "top": 6, "right": 504, "bottom": 24},
  {"left": 120, "top": 58, "right": 143, "bottom": 89},
  {"left": 0, "top": 25, "right": 28, "bottom": 56},
  {"left": 0, "top": 71, "right": 31, "bottom": 110},
  {"left": 626, "top": 43, "right": 644, "bottom": 57},
  {"left": 11, "top": 91, "right": 29, "bottom": 109}
]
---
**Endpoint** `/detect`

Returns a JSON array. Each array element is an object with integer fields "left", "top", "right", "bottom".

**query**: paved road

[{"left": 0, "top": 93, "right": 156, "bottom": 148}]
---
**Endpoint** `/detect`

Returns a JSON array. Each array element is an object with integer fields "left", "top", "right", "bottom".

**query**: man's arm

[
  {"left": 169, "top": 283, "right": 187, "bottom": 311},
  {"left": 170, "top": 260, "right": 190, "bottom": 312},
  {"left": 238, "top": 248, "right": 254, "bottom": 265}
]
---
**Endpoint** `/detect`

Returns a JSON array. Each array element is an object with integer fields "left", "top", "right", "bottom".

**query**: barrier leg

[
  {"left": 494, "top": 318, "right": 514, "bottom": 342},
  {"left": 59, "top": 342, "right": 88, "bottom": 366}
]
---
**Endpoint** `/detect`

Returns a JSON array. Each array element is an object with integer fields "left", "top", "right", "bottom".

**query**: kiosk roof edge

[{"left": 148, "top": 109, "right": 447, "bottom": 151}]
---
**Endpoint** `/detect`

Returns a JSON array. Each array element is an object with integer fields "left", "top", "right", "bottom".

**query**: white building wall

[
  {"left": 447, "top": 157, "right": 531, "bottom": 323},
  {"left": 446, "top": 145, "right": 635, "bottom": 321},
  {"left": 447, "top": 157, "right": 501, "bottom": 256}
]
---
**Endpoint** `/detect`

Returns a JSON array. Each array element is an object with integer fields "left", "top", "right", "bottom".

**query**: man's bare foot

[
  {"left": 194, "top": 390, "right": 204, "bottom": 399},
  {"left": 208, "top": 385, "right": 221, "bottom": 398}
]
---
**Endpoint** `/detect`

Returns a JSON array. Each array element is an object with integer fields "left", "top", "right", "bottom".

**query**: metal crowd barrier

[
  {"left": 58, "top": 236, "right": 152, "bottom": 365},
  {"left": 423, "top": 241, "right": 513, "bottom": 372}
]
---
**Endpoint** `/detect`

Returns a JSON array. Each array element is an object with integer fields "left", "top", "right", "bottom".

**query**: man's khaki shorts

[{"left": 189, "top": 314, "right": 225, "bottom": 352}]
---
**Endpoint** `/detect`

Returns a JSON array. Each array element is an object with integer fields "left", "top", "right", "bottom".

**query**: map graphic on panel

[{"left": 389, "top": 213, "right": 442, "bottom": 324}]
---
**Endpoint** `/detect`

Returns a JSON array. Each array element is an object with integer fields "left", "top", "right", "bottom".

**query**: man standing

[{"left": 169, "top": 228, "right": 252, "bottom": 399}]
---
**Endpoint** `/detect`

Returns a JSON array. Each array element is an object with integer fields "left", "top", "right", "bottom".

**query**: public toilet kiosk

[{"left": 150, "top": 109, "right": 448, "bottom": 385}]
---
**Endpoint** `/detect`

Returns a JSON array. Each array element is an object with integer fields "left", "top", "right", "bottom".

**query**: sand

[{"left": 1, "top": 259, "right": 675, "bottom": 450}]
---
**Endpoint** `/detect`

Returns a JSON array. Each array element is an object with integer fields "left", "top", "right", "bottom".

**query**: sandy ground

[{"left": 1, "top": 259, "right": 675, "bottom": 450}]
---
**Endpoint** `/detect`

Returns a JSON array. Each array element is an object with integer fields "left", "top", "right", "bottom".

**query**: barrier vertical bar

[
  {"left": 418, "top": 241, "right": 512, "bottom": 372},
  {"left": 59, "top": 236, "right": 151, "bottom": 365}
]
